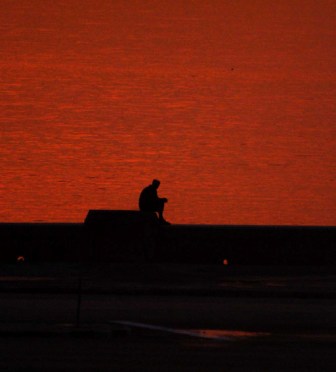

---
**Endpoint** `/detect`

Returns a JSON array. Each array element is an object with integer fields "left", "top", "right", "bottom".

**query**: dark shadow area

[{"left": 0, "top": 211, "right": 335, "bottom": 264}]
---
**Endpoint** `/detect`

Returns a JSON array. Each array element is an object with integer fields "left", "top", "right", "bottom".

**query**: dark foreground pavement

[{"left": 0, "top": 263, "right": 335, "bottom": 371}]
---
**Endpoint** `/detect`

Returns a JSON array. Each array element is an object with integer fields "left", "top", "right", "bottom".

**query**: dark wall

[
  {"left": 158, "top": 225, "right": 336, "bottom": 265},
  {"left": 0, "top": 223, "right": 84, "bottom": 262},
  {"left": 83, "top": 210, "right": 160, "bottom": 262},
  {"left": 0, "top": 219, "right": 335, "bottom": 264}
]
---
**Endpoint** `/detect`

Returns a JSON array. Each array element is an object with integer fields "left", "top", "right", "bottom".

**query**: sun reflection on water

[{"left": 187, "top": 329, "right": 270, "bottom": 340}]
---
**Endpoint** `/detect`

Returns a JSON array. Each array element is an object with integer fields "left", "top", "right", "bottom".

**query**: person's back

[{"left": 139, "top": 183, "right": 157, "bottom": 211}]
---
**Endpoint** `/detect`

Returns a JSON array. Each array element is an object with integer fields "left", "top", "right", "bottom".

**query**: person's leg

[
  {"left": 155, "top": 200, "right": 170, "bottom": 224},
  {"left": 156, "top": 199, "right": 165, "bottom": 220}
]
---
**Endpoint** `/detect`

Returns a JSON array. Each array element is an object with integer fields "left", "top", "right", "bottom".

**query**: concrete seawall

[
  {"left": 1, "top": 211, "right": 335, "bottom": 264},
  {"left": 0, "top": 223, "right": 84, "bottom": 262}
]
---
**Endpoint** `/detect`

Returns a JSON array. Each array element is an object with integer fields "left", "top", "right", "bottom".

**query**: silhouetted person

[{"left": 139, "top": 179, "right": 170, "bottom": 224}]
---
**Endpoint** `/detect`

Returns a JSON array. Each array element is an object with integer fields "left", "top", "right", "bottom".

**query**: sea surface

[{"left": 1, "top": 0, "right": 335, "bottom": 225}]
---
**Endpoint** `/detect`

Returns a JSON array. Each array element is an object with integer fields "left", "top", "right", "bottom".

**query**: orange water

[{"left": 1, "top": 0, "right": 335, "bottom": 224}]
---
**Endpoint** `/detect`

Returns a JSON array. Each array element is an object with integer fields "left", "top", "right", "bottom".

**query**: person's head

[{"left": 152, "top": 179, "right": 160, "bottom": 189}]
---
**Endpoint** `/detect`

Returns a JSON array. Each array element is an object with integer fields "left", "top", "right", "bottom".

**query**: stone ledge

[{"left": 84, "top": 210, "right": 159, "bottom": 227}]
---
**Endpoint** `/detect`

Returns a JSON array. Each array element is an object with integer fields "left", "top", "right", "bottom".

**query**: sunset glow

[{"left": 1, "top": 0, "right": 335, "bottom": 225}]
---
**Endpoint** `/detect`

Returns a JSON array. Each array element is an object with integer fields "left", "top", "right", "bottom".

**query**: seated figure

[{"left": 139, "top": 179, "right": 170, "bottom": 225}]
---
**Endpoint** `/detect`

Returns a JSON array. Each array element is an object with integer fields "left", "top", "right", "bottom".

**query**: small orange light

[
  {"left": 17, "top": 256, "right": 25, "bottom": 262},
  {"left": 223, "top": 259, "right": 228, "bottom": 265}
]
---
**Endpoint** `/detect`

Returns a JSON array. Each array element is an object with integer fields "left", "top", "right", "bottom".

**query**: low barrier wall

[{"left": 0, "top": 210, "right": 335, "bottom": 264}]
